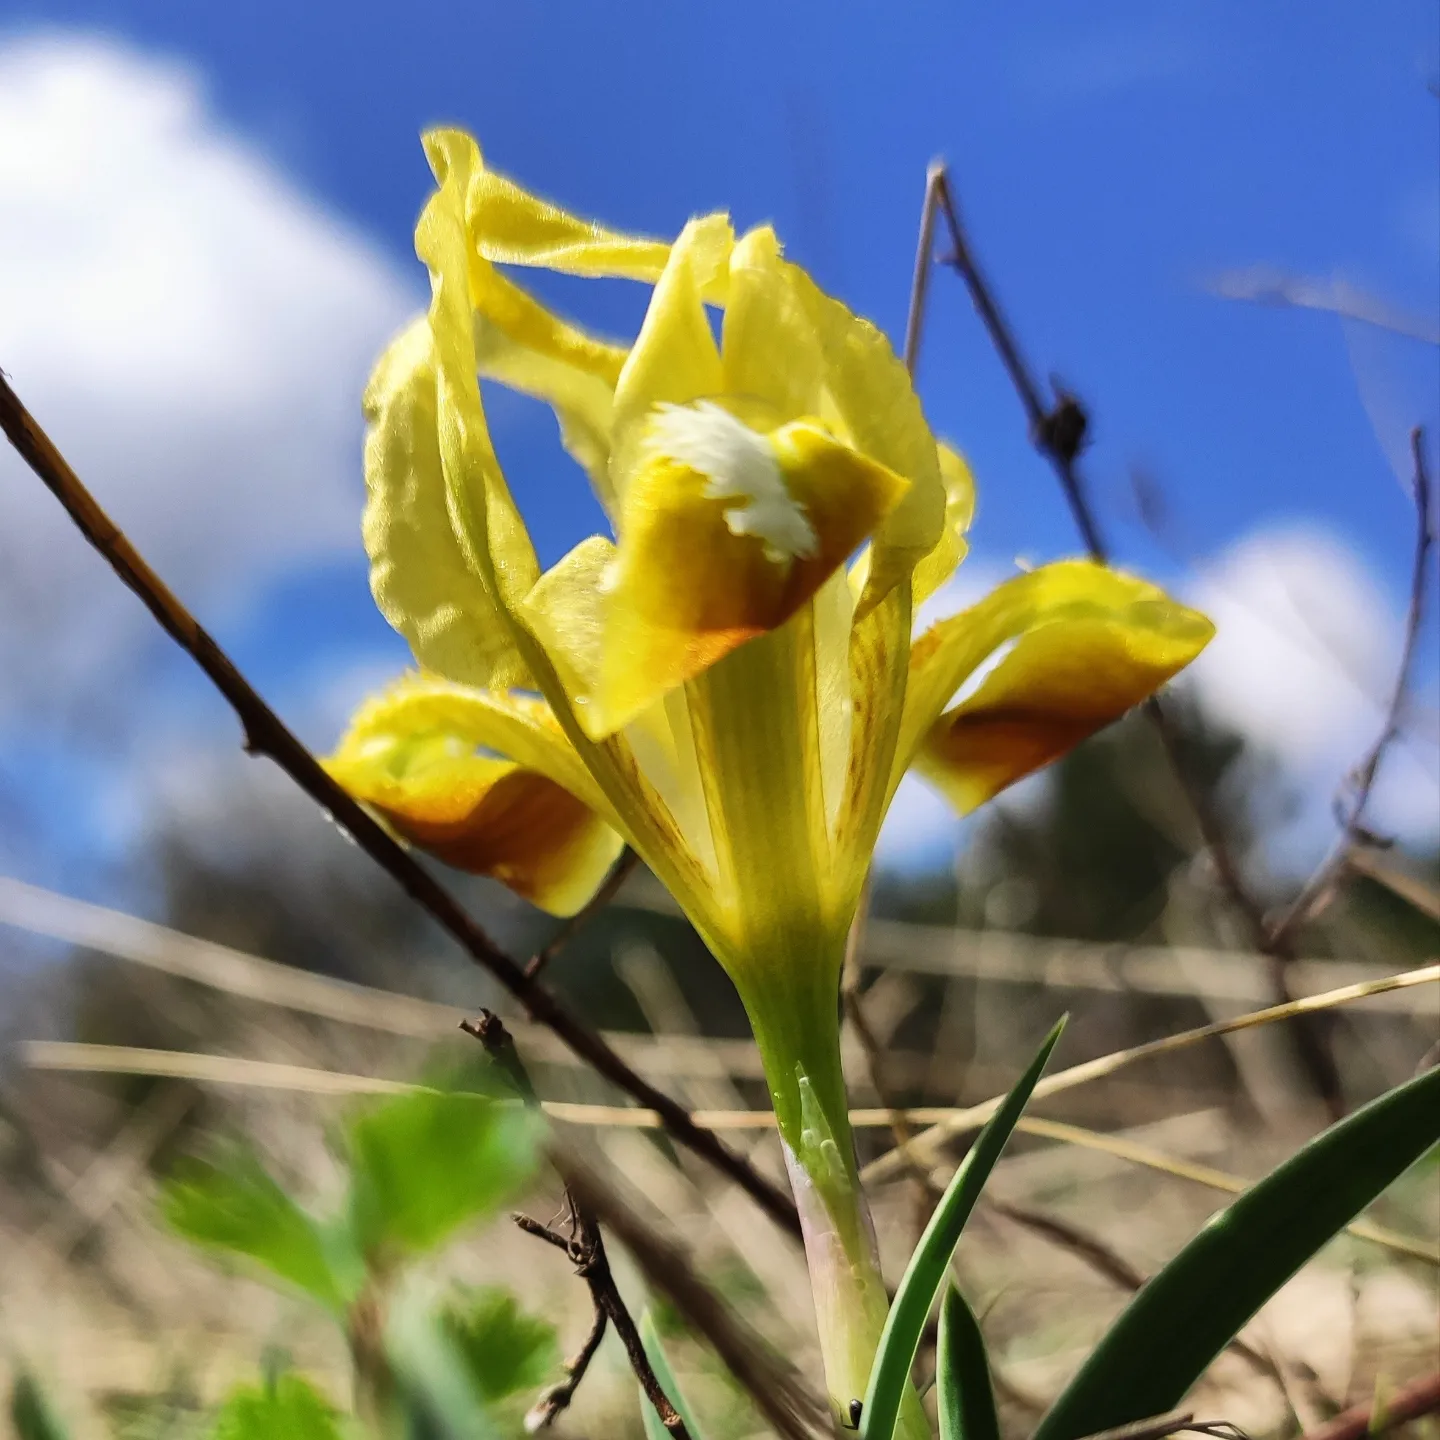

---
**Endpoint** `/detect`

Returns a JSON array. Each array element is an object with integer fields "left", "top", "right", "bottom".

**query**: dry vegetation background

[{"left": 1, "top": 695, "right": 1437, "bottom": 1436}]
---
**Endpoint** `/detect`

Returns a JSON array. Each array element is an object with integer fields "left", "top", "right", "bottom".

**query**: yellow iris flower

[{"left": 326, "top": 129, "right": 1213, "bottom": 1425}]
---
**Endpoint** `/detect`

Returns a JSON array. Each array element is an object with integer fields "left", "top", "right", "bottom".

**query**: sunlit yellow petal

[
  {"left": 831, "top": 583, "right": 912, "bottom": 916},
  {"left": 518, "top": 534, "right": 613, "bottom": 711},
  {"left": 472, "top": 315, "right": 618, "bottom": 512},
  {"left": 325, "top": 676, "right": 622, "bottom": 915},
  {"left": 897, "top": 561, "right": 1214, "bottom": 814},
  {"left": 361, "top": 318, "right": 532, "bottom": 689},
  {"left": 684, "top": 612, "right": 837, "bottom": 991},
  {"left": 608, "top": 216, "right": 733, "bottom": 502},
  {"left": 592, "top": 409, "right": 909, "bottom": 738},
  {"left": 418, "top": 130, "right": 540, "bottom": 612},
  {"left": 721, "top": 226, "right": 825, "bottom": 421},
  {"left": 784, "top": 263, "right": 944, "bottom": 613},
  {"left": 911, "top": 442, "right": 977, "bottom": 605},
  {"left": 459, "top": 143, "right": 732, "bottom": 300}
]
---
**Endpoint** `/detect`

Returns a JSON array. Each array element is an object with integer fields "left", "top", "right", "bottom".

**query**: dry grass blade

[
  {"left": 26, "top": 1041, "right": 1437, "bottom": 1264},
  {"left": 1004, "top": 1117, "right": 1437, "bottom": 1265},
  {"left": 859, "top": 964, "right": 1440, "bottom": 1183}
]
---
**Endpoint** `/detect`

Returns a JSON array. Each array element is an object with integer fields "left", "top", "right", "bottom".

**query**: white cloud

[
  {"left": 0, "top": 33, "right": 417, "bottom": 722},
  {"left": 1187, "top": 524, "right": 1439, "bottom": 850}
]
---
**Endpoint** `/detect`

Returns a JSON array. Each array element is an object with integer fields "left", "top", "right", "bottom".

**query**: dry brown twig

[
  {"left": 0, "top": 370, "right": 801, "bottom": 1242},
  {"left": 468, "top": 1010, "right": 829, "bottom": 1440},
  {"left": 907, "top": 164, "right": 1437, "bottom": 1119},
  {"left": 1265, "top": 428, "right": 1435, "bottom": 947},
  {"left": 513, "top": 1203, "right": 692, "bottom": 1440},
  {"left": 525, "top": 848, "right": 640, "bottom": 980}
]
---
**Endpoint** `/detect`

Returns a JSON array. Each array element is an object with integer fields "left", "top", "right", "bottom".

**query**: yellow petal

[
  {"left": 418, "top": 130, "right": 540, "bottom": 613},
  {"left": 362, "top": 318, "right": 532, "bottom": 689},
  {"left": 720, "top": 226, "right": 825, "bottom": 422},
  {"left": 911, "top": 442, "right": 977, "bottom": 605},
  {"left": 472, "top": 309, "right": 619, "bottom": 512},
  {"left": 608, "top": 215, "right": 733, "bottom": 502},
  {"left": 453, "top": 136, "right": 732, "bottom": 298},
  {"left": 592, "top": 408, "right": 909, "bottom": 738},
  {"left": 831, "top": 582, "right": 912, "bottom": 917},
  {"left": 518, "top": 534, "right": 613, "bottom": 711},
  {"left": 683, "top": 609, "right": 838, "bottom": 989},
  {"left": 899, "top": 562, "right": 1214, "bottom": 815},
  {"left": 784, "top": 263, "right": 944, "bottom": 613},
  {"left": 325, "top": 676, "right": 622, "bottom": 916}
]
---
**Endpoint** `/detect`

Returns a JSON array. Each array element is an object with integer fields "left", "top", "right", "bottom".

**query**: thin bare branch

[
  {"left": 561, "top": 1152, "right": 832, "bottom": 1440},
  {"left": 525, "top": 1303, "right": 608, "bottom": 1432},
  {"left": 525, "top": 849, "right": 640, "bottom": 980},
  {"left": 471, "top": 1010, "right": 827, "bottom": 1440},
  {"left": 1267, "top": 428, "right": 1435, "bottom": 947},
  {"left": 921, "top": 163, "right": 1349, "bottom": 1113},
  {"left": 0, "top": 371, "right": 801, "bottom": 1242},
  {"left": 1210, "top": 267, "right": 1440, "bottom": 345},
  {"left": 513, "top": 1199, "right": 693, "bottom": 1440},
  {"left": 1345, "top": 845, "right": 1440, "bottom": 922}
]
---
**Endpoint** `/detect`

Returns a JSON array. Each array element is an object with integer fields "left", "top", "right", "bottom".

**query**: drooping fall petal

[
  {"left": 592, "top": 407, "right": 910, "bottom": 738},
  {"left": 897, "top": 561, "right": 1215, "bottom": 814},
  {"left": 324, "top": 677, "right": 622, "bottom": 916}
]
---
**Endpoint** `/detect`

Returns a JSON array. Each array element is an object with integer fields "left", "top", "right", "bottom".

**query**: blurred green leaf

[
  {"left": 1035, "top": 1063, "right": 1440, "bottom": 1440},
  {"left": 639, "top": 1309, "right": 707, "bottom": 1440},
  {"left": 163, "top": 1149, "right": 358, "bottom": 1315},
  {"left": 10, "top": 1372, "right": 71, "bottom": 1440},
  {"left": 861, "top": 1018, "right": 1065, "bottom": 1440},
  {"left": 936, "top": 1286, "right": 998, "bottom": 1440},
  {"left": 209, "top": 1374, "right": 342, "bottom": 1440},
  {"left": 384, "top": 1285, "right": 505, "bottom": 1440},
  {"left": 346, "top": 1089, "right": 540, "bottom": 1258},
  {"left": 441, "top": 1286, "right": 558, "bottom": 1404}
]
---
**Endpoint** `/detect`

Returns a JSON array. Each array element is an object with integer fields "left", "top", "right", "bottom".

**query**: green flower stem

[{"left": 745, "top": 978, "right": 929, "bottom": 1439}]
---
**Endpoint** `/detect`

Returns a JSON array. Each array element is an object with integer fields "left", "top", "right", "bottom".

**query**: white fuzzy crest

[{"left": 648, "top": 401, "right": 818, "bottom": 564}]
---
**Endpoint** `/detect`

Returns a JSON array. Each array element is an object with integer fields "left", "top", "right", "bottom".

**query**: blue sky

[{"left": 0, "top": 3, "right": 1437, "bottom": 903}]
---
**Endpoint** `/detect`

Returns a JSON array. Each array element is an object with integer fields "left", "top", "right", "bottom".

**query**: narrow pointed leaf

[
  {"left": 1035, "top": 1063, "right": 1440, "bottom": 1440},
  {"left": 937, "top": 1286, "right": 999, "bottom": 1440},
  {"left": 860, "top": 1017, "right": 1066, "bottom": 1440},
  {"left": 640, "top": 1309, "right": 708, "bottom": 1440}
]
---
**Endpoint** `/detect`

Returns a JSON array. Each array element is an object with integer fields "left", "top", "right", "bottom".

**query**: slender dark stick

[
  {"left": 915, "top": 164, "right": 1363, "bottom": 1114},
  {"left": 514, "top": 1203, "right": 692, "bottom": 1440},
  {"left": 525, "top": 1302, "right": 608, "bottom": 1432},
  {"left": 473, "top": 1011, "right": 828, "bottom": 1440},
  {"left": 0, "top": 371, "right": 801, "bottom": 1241},
  {"left": 525, "top": 848, "right": 639, "bottom": 980},
  {"left": 1266, "top": 428, "right": 1434, "bottom": 948}
]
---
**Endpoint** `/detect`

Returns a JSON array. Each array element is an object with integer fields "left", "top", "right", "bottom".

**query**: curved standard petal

[
  {"left": 898, "top": 561, "right": 1215, "bottom": 815},
  {"left": 362, "top": 318, "right": 532, "bottom": 689},
  {"left": 325, "top": 676, "right": 622, "bottom": 915},
  {"left": 784, "top": 261, "right": 944, "bottom": 613},
  {"left": 418, "top": 130, "right": 541, "bottom": 614}
]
